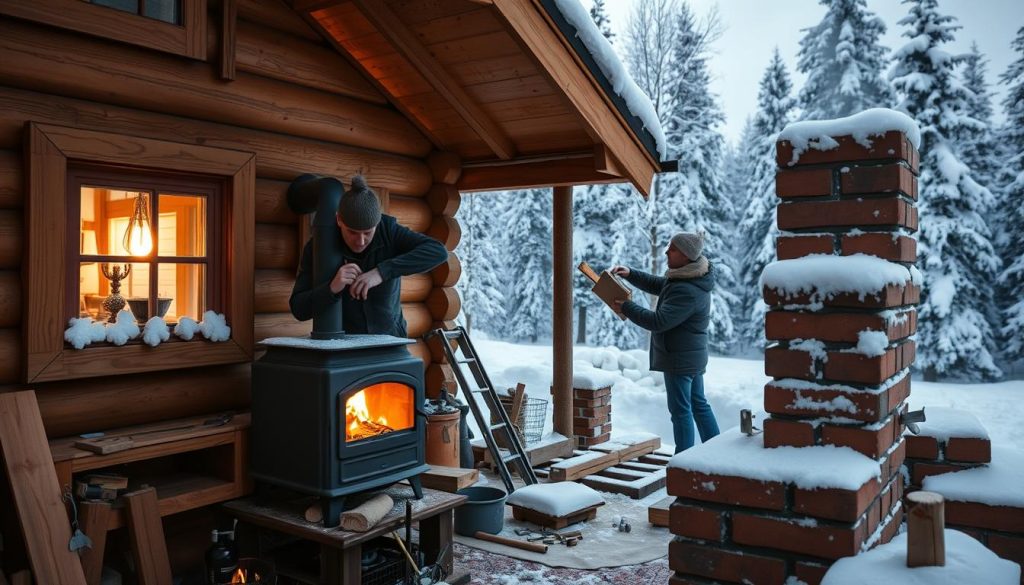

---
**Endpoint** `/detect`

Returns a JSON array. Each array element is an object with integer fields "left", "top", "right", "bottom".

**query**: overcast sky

[{"left": 585, "top": 0, "right": 1023, "bottom": 144}]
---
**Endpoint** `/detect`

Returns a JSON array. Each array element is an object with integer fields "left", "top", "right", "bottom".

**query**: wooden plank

[
  {"left": 616, "top": 460, "right": 664, "bottom": 473},
  {"left": 582, "top": 468, "right": 666, "bottom": 499},
  {"left": 354, "top": 0, "right": 516, "bottom": 159},
  {"left": 590, "top": 436, "right": 661, "bottom": 463},
  {"left": 220, "top": 0, "right": 238, "bottom": 80},
  {"left": 0, "top": 271, "right": 20, "bottom": 328},
  {"left": 420, "top": 466, "right": 479, "bottom": 493},
  {"left": 0, "top": 203, "right": 24, "bottom": 269},
  {"left": 648, "top": 496, "right": 673, "bottom": 528},
  {"left": 238, "top": 0, "right": 322, "bottom": 41},
  {"left": 0, "top": 149, "right": 21, "bottom": 209},
  {"left": 0, "top": 391, "right": 88, "bottom": 585},
  {"left": 255, "top": 223, "right": 299, "bottom": 269},
  {"left": 638, "top": 453, "right": 672, "bottom": 466},
  {"left": 459, "top": 155, "right": 626, "bottom": 192},
  {"left": 123, "top": 488, "right": 172, "bottom": 585},
  {"left": 78, "top": 501, "right": 112, "bottom": 585},
  {"left": 548, "top": 451, "right": 617, "bottom": 482}
]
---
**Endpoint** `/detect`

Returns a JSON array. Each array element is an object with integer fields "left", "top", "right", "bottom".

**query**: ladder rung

[
  {"left": 501, "top": 453, "right": 521, "bottom": 463},
  {"left": 471, "top": 387, "right": 490, "bottom": 393},
  {"left": 489, "top": 423, "right": 506, "bottom": 431},
  {"left": 456, "top": 358, "right": 476, "bottom": 364}
]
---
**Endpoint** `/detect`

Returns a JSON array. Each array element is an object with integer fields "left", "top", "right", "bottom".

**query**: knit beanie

[
  {"left": 670, "top": 231, "right": 704, "bottom": 260},
  {"left": 337, "top": 175, "right": 381, "bottom": 230}
]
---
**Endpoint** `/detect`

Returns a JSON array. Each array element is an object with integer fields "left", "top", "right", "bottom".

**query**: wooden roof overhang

[{"left": 291, "top": 0, "right": 668, "bottom": 197}]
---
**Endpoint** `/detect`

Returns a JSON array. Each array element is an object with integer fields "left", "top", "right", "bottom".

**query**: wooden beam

[
  {"left": 123, "top": 488, "right": 172, "bottom": 585},
  {"left": 290, "top": 0, "right": 345, "bottom": 11},
  {"left": 458, "top": 155, "right": 627, "bottom": 192},
  {"left": 492, "top": 0, "right": 657, "bottom": 196},
  {"left": 220, "top": 0, "right": 237, "bottom": 80},
  {"left": 552, "top": 185, "right": 573, "bottom": 440},
  {"left": 593, "top": 144, "right": 624, "bottom": 177},
  {"left": 353, "top": 0, "right": 517, "bottom": 160}
]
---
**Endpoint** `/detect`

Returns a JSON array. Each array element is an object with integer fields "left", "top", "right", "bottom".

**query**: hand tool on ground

[{"left": 473, "top": 531, "right": 548, "bottom": 554}]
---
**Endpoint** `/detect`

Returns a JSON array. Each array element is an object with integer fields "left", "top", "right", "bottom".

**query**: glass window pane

[
  {"left": 94, "top": 262, "right": 147, "bottom": 322},
  {"left": 158, "top": 194, "right": 206, "bottom": 257},
  {"left": 91, "top": 0, "right": 139, "bottom": 15},
  {"left": 143, "top": 0, "right": 180, "bottom": 24},
  {"left": 83, "top": 186, "right": 153, "bottom": 257},
  {"left": 159, "top": 263, "right": 206, "bottom": 323},
  {"left": 79, "top": 262, "right": 103, "bottom": 319}
]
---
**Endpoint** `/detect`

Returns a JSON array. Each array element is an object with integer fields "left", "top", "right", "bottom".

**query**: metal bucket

[{"left": 454, "top": 486, "right": 506, "bottom": 536}]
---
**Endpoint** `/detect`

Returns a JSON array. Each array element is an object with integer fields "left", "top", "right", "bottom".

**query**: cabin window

[
  {"left": 25, "top": 123, "right": 254, "bottom": 383},
  {"left": 71, "top": 168, "right": 222, "bottom": 326},
  {"left": 0, "top": 0, "right": 206, "bottom": 59}
]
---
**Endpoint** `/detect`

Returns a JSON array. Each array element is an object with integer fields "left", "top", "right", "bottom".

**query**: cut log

[
  {"left": 420, "top": 466, "right": 479, "bottom": 493},
  {"left": 0, "top": 209, "right": 22, "bottom": 269},
  {"left": 254, "top": 312, "right": 311, "bottom": 341},
  {"left": 254, "top": 223, "right": 298, "bottom": 270},
  {"left": 427, "top": 152, "right": 462, "bottom": 185},
  {"left": 425, "top": 362, "right": 456, "bottom": 398},
  {"left": 408, "top": 339, "right": 431, "bottom": 367},
  {"left": 427, "top": 215, "right": 462, "bottom": 251},
  {"left": 431, "top": 254, "right": 462, "bottom": 287},
  {"left": 648, "top": 496, "right": 673, "bottom": 527},
  {"left": 400, "top": 273, "right": 433, "bottom": 303},
  {"left": 0, "top": 328, "right": 20, "bottom": 384},
  {"left": 427, "top": 287, "right": 461, "bottom": 321},
  {"left": 0, "top": 149, "right": 20, "bottom": 209},
  {"left": 907, "top": 491, "right": 945, "bottom": 567},
  {"left": 548, "top": 451, "right": 618, "bottom": 482},
  {"left": 0, "top": 270, "right": 20, "bottom": 328},
  {"left": 426, "top": 183, "right": 461, "bottom": 215},
  {"left": 237, "top": 0, "right": 322, "bottom": 41},
  {"left": 404, "top": 302, "right": 432, "bottom": 338},
  {"left": 390, "top": 196, "right": 432, "bottom": 232},
  {"left": 254, "top": 269, "right": 295, "bottom": 313},
  {"left": 254, "top": 178, "right": 297, "bottom": 224}
]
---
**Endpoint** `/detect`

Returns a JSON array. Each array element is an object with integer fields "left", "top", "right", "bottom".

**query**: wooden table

[{"left": 223, "top": 484, "right": 466, "bottom": 585}]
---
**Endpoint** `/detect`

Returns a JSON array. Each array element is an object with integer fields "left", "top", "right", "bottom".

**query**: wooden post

[
  {"left": 552, "top": 185, "right": 573, "bottom": 439},
  {"left": 906, "top": 490, "right": 945, "bottom": 567}
]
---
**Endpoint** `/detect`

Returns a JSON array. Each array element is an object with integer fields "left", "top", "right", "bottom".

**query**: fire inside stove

[{"left": 345, "top": 382, "right": 415, "bottom": 442}]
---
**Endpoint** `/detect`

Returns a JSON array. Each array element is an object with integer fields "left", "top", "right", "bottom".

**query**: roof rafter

[{"left": 353, "top": 0, "right": 517, "bottom": 160}]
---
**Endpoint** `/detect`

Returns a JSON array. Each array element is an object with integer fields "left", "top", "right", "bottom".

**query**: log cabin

[{"left": 0, "top": 0, "right": 672, "bottom": 581}]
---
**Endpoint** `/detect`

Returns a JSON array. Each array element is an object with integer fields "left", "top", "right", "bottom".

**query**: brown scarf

[{"left": 665, "top": 256, "right": 709, "bottom": 280}]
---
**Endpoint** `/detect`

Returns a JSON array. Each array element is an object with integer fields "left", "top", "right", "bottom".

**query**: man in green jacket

[
  {"left": 613, "top": 232, "right": 720, "bottom": 453},
  {"left": 289, "top": 175, "right": 448, "bottom": 337}
]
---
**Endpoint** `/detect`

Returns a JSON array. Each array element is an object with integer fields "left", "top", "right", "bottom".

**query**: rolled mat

[{"left": 341, "top": 494, "right": 395, "bottom": 532}]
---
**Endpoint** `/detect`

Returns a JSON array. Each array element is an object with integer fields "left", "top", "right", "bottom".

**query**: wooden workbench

[{"left": 223, "top": 484, "right": 466, "bottom": 585}]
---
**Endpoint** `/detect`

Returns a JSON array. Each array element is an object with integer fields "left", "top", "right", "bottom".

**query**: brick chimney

[{"left": 666, "top": 126, "right": 920, "bottom": 585}]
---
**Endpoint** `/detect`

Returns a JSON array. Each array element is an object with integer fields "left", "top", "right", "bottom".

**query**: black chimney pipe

[{"left": 287, "top": 174, "right": 345, "bottom": 339}]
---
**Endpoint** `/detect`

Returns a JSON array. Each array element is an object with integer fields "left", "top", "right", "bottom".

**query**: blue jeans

[{"left": 665, "top": 373, "right": 720, "bottom": 453}]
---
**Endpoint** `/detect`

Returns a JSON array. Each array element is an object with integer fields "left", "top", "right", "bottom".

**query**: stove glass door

[{"left": 343, "top": 382, "right": 414, "bottom": 442}]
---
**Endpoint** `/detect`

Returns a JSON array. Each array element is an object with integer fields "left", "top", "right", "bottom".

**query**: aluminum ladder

[{"left": 428, "top": 326, "right": 538, "bottom": 494}]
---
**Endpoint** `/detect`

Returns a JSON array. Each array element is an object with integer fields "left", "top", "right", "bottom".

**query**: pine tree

[
  {"left": 997, "top": 26, "right": 1024, "bottom": 363},
  {"left": 455, "top": 192, "right": 507, "bottom": 336},
  {"left": 738, "top": 49, "right": 796, "bottom": 351},
  {"left": 797, "top": 0, "right": 892, "bottom": 120},
  {"left": 959, "top": 43, "right": 1000, "bottom": 192},
  {"left": 503, "top": 189, "right": 553, "bottom": 343},
  {"left": 589, "top": 0, "right": 615, "bottom": 44},
  {"left": 890, "top": 0, "right": 1002, "bottom": 381}
]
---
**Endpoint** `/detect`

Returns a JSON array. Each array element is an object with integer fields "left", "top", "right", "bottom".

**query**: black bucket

[{"left": 454, "top": 486, "right": 507, "bottom": 536}]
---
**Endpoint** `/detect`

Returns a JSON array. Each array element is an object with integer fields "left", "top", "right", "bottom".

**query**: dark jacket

[
  {"left": 289, "top": 214, "right": 448, "bottom": 337},
  {"left": 620, "top": 265, "right": 715, "bottom": 375}
]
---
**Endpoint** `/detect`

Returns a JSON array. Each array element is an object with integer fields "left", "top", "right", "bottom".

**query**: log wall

[{"left": 0, "top": 0, "right": 461, "bottom": 438}]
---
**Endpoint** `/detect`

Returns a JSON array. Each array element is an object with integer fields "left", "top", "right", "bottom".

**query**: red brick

[
  {"left": 795, "top": 561, "right": 830, "bottom": 585},
  {"left": 825, "top": 342, "right": 916, "bottom": 385},
  {"left": 573, "top": 394, "right": 611, "bottom": 408},
  {"left": 576, "top": 405, "right": 611, "bottom": 418},
  {"left": 578, "top": 433, "right": 610, "bottom": 447},
  {"left": 880, "top": 440, "right": 906, "bottom": 485},
  {"left": 776, "top": 131, "right": 919, "bottom": 171},
  {"left": 777, "top": 234, "right": 835, "bottom": 259},
  {"left": 945, "top": 437, "right": 992, "bottom": 463},
  {"left": 669, "top": 502, "right": 723, "bottom": 541},
  {"left": 764, "top": 383, "right": 887, "bottom": 422},
  {"left": 841, "top": 233, "right": 917, "bottom": 262},
  {"left": 668, "top": 539, "right": 787, "bottom": 584},
  {"left": 776, "top": 167, "right": 833, "bottom": 198},
  {"left": 987, "top": 533, "right": 1024, "bottom": 568},
  {"left": 765, "top": 345, "right": 816, "bottom": 380},
  {"left": 763, "top": 282, "right": 912, "bottom": 310},
  {"left": 886, "top": 375, "right": 911, "bottom": 411},
  {"left": 572, "top": 386, "right": 610, "bottom": 398},
  {"left": 905, "top": 435, "right": 939, "bottom": 460},
  {"left": 840, "top": 163, "right": 918, "bottom": 199},
  {"left": 667, "top": 468, "right": 787, "bottom": 511},
  {"left": 821, "top": 415, "right": 899, "bottom": 458},
  {"left": 732, "top": 513, "right": 868, "bottom": 560},
  {"left": 777, "top": 197, "right": 917, "bottom": 232},
  {"left": 765, "top": 310, "right": 915, "bottom": 344},
  {"left": 763, "top": 417, "right": 817, "bottom": 448},
  {"left": 944, "top": 501, "right": 1024, "bottom": 533},
  {"left": 793, "top": 477, "right": 881, "bottom": 522},
  {"left": 911, "top": 462, "right": 966, "bottom": 485},
  {"left": 877, "top": 502, "right": 903, "bottom": 547}
]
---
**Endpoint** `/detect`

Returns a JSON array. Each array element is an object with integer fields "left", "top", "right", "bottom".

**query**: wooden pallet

[
  {"left": 581, "top": 467, "right": 666, "bottom": 499},
  {"left": 648, "top": 496, "right": 673, "bottom": 527},
  {"left": 531, "top": 439, "right": 670, "bottom": 500},
  {"left": 510, "top": 502, "right": 604, "bottom": 530}
]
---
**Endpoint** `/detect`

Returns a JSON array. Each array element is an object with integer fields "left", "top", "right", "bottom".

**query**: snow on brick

[
  {"left": 572, "top": 363, "right": 619, "bottom": 390},
  {"left": 822, "top": 529, "right": 1020, "bottom": 585},
  {"left": 915, "top": 407, "right": 990, "bottom": 442},
  {"left": 789, "top": 391, "right": 858, "bottom": 414},
  {"left": 922, "top": 446, "right": 1023, "bottom": 508},
  {"left": 771, "top": 369, "right": 910, "bottom": 396},
  {"left": 669, "top": 428, "right": 880, "bottom": 491},
  {"left": 853, "top": 330, "right": 889, "bottom": 357},
  {"left": 551, "top": 0, "right": 667, "bottom": 159},
  {"left": 760, "top": 254, "right": 914, "bottom": 303},
  {"left": 777, "top": 108, "right": 921, "bottom": 166},
  {"left": 505, "top": 481, "right": 605, "bottom": 518}
]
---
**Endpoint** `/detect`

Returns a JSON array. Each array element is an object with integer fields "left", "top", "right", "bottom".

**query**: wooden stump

[{"left": 906, "top": 490, "right": 945, "bottom": 567}]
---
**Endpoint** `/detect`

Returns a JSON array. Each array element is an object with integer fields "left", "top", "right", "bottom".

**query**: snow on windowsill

[{"left": 778, "top": 108, "right": 921, "bottom": 167}]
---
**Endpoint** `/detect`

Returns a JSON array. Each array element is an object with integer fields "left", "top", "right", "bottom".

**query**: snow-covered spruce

[
  {"left": 777, "top": 108, "right": 920, "bottom": 166},
  {"left": 759, "top": 253, "right": 914, "bottom": 303},
  {"left": 454, "top": 191, "right": 506, "bottom": 340},
  {"left": 142, "top": 317, "right": 170, "bottom": 347},
  {"left": 105, "top": 310, "right": 140, "bottom": 346},
  {"left": 996, "top": 26, "right": 1024, "bottom": 363},
  {"left": 64, "top": 317, "right": 106, "bottom": 349}
]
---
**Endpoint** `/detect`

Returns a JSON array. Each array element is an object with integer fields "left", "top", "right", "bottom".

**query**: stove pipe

[{"left": 287, "top": 174, "right": 345, "bottom": 339}]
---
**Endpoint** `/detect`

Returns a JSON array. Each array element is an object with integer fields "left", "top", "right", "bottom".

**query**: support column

[{"left": 552, "top": 185, "right": 573, "bottom": 439}]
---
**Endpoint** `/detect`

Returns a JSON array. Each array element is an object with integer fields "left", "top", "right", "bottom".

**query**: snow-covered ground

[{"left": 468, "top": 338, "right": 1024, "bottom": 451}]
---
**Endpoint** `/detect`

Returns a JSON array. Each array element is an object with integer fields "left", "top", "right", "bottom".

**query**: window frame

[
  {"left": 26, "top": 123, "right": 254, "bottom": 383},
  {"left": 0, "top": 0, "right": 207, "bottom": 60}
]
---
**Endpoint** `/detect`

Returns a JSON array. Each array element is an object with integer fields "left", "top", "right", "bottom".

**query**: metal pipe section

[{"left": 287, "top": 173, "right": 345, "bottom": 339}]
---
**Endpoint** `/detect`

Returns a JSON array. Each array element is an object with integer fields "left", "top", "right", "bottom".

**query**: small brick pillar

[
  {"left": 905, "top": 407, "right": 991, "bottom": 488},
  {"left": 572, "top": 384, "right": 612, "bottom": 448},
  {"left": 666, "top": 129, "right": 921, "bottom": 585}
]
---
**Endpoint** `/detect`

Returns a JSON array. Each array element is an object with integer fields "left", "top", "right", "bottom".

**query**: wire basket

[{"left": 521, "top": 397, "right": 547, "bottom": 445}]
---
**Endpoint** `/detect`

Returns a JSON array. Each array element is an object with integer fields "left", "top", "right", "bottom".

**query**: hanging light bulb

[{"left": 123, "top": 192, "right": 153, "bottom": 256}]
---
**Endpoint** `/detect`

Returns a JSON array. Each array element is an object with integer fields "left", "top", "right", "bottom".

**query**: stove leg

[
  {"left": 321, "top": 495, "right": 345, "bottom": 528},
  {"left": 409, "top": 475, "right": 424, "bottom": 500}
]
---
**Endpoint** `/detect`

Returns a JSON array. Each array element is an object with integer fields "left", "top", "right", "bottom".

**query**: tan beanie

[{"left": 670, "top": 232, "right": 704, "bottom": 260}]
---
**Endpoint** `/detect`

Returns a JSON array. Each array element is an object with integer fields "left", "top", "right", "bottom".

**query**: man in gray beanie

[
  {"left": 290, "top": 175, "right": 448, "bottom": 336},
  {"left": 611, "top": 231, "right": 720, "bottom": 453}
]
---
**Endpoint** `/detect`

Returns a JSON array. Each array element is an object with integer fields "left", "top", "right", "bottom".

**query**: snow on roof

[
  {"left": 822, "top": 529, "right": 1020, "bottom": 585},
  {"left": 778, "top": 108, "right": 921, "bottom": 166},
  {"left": 915, "top": 407, "right": 990, "bottom": 442},
  {"left": 760, "top": 254, "right": 915, "bottom": 303},
  {"left": 505, "top": 481, "right": 605, "bottom": 517},
  {"left": 551, "top": 0, "right": 667, "bottom": 159},
  {"left": 669, "top": 428, "right": 880, "bottom": 491},
  {"left": 922, "top": 446, "right": 1023, "bottom": 508}
]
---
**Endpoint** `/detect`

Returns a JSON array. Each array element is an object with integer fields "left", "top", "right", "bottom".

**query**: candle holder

[{"left": 101, "top": 263, "right": 131, "bottom": 323}]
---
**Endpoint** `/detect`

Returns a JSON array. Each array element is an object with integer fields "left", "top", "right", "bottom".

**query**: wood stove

[{"left": 250, "top": 335, "right": 427, "bottom": 527}]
